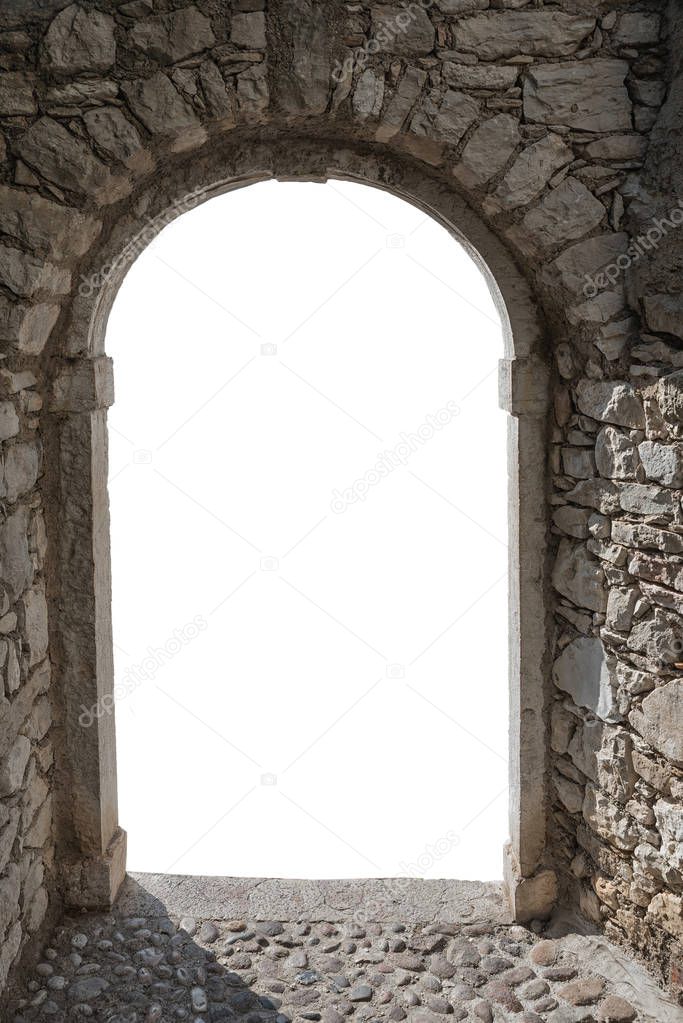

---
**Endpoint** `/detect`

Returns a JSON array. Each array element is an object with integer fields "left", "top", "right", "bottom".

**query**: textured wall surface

[{"left": 0, "top": 0, "right": 681, "bottom": 1004}]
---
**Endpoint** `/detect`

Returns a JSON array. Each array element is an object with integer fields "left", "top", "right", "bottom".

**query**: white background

[{"left": 106, "top": 180, "right": 509, "bottom": 881}]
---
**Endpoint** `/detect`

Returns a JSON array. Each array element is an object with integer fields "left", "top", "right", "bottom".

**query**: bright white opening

[{"left": 107, "top": 180, "right": 508, "bottom": 881}]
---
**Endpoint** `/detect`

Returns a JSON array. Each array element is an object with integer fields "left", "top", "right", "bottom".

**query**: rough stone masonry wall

[{"left": 0, "top": 0, "right": 682, "bottom": 1004}]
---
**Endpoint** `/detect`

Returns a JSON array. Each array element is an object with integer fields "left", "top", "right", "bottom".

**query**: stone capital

[{"left": 498, "top": 356, "right": 549, "bottom": 417}]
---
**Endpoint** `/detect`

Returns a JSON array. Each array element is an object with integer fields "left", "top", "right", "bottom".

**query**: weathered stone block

[
  {"left": 21, "top": 584, "right": 48, "bottom": 667},
  {"left": 411, "top": 89, "right": 479, "bottom": 147},
  {"left": 454, "top": 12, "right": 594, "bottom": 59},
  {"left": 552, "top": 637, "right": 618, "bottom": 720},
  {"left": 3, "top": 441, "right": 40, "bottom": 504},
  {"left": 43, "top": 4, "right": 116, "bottom": 74},
  {"left": 509, "top": 177, "right": 605, "bottom": 252},
  {"left": 576, "top": 380, "right": 645, "bottom": 429},
  {"left": 122, "top": 73, "right": 201, "bottom": 137},
  {"left": 0, "top": 735, "right": 31, "bottom": 796},
  {"left": 376, "top": 67, "right": 427, "bottom": 143},
  {"left": 643, "top": 294, "right": 683, "bottom": 341},
  {"left": 523, "top": 60, "right": 631, "bottom": 132},
  {"left": 129, "top": 7, "right": 215, "bottom": 63},
  {"left": 0, "top": 72, "right": 37, "bottom": 115},
  {"left": 552, "top": 540, "right": 608, "bottom": 613},
  {"left": 595, "top": 426, "right": 638, "bottom": 479},
  {"left": 0, "top": 506, "right": 33, "bottom": 602},
  {"left": 83, "top": 108, "right": 148, "bottom": 170},
  {"left": 0, "top": 401, "right": 19, "bottom": 442},
  {"left": 630, "top": 680, "right": 683, "bottom": 765},
  {"left": 491, "top": 133, "right": 572, "bottom": 209},
  {"left": 231, "top": 12, "right": 266, "bottom": 49},
  {"left": 371, "top": 5, "right": 435, "bottom": 56},
  {"left": 452, "top": 113, "right": 520, "bottom": 189},
  {"left": 0, "top": 186, "right": 100, "bottom": 262},
  {"left": 637, "top": 440, "right": 683, "bottom": 488},
  {"left": 16, "top": 117, "right": 129, "bottom": 205}
]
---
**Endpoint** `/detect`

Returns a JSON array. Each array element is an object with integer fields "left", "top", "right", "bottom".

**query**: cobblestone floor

[{"left": 8, "top": 877, "right": 683, "bottom": 1023}]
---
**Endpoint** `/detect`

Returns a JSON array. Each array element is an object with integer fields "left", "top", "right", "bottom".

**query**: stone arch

[{"left": 44, "top": 134, "right": 553, "bottom": 919}]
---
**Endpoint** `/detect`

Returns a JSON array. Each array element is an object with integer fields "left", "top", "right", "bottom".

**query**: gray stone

[
  {"left": 452, "top": 114, "right": 520, "bottom": 189},
  {"left": 654, "top": 371, "right": 683, "bottom": 437},
  {"left": 376, "top": 67, "right": 427, "bottom": 143},
  {"left": 43, "top": 4, "right": 116, "bottom": 75},
  {"left": 584, "top": 135, "right": 647, "bottom": 163},
  {"left": 4, "top": 441, "right": 40, "bottom": 504},
  {"left": 0, "top": 505, "right": 33, "bottom": 601},
  {"left": 552, "top": 505, "right": 591, "bottom": 539},
  {"left": 411, "top": 89, "right": 479, "bottom": 146},
  {"left": 455, "top": 12, "right": 595, "bottom": 59},
  {"left": 0, "top": 186, "right": 100, "bottom": 262},
  {"left": 562, "top": 479, "right": 620, "bottom": 515},
  {"left": 0, "top": 735, "right": 31, "bottom": 796},
  {"left": 21, "top": 584, "right": 49, "bottom": 667},
  {"left": 199, "top": 61, "right": 237, "bottom": 124},
  {"left": 554, "top": 774, "right": 584, "bottom": 815},
  {"left": 618, "top": 483, "right": 675, "bottom": 518},
  {"left": 349, "top": 984, "right": 373, "bottom": 1001},
  {"left": 491, "top": 134, "right": 572, "bottom": 209},
  {"left": 232, "top": 12, "right": 266, "bottom": 49},
  {"left": 552, "top": 540, "right": 607, "bottom": 613},
  {"left": 643, "top": 294, "right": 683, "bottom": 341},
  {"left": 552, "top": 637, "right": 618, "bottom": 721},
  {"left": 595, "top": 427, "right": 638, "bottom": 479},
  {"left": 551, "top": 233, "right": 629, "bottom": 297},
  {"left": 442, "top": 64, "right": 519, "bottom": 91},
  {"left": 628, "top": 607, "right": 681, "bottom": 662},
  {"left": 605, "top": 587, "right": 638, "bottom": 633},
  {"left": 371, "top": 6, "right": 435, "bottom": 56},
  {"left": 16, "top": 117, "right": 128, "bottom": 205},
  {"left": 0, "top": 72, "right": 37, "bottom": 115},
  {"left": 0, "top": 247, "right": 68, "bottom": 299},
  {"left": 524, "top": 60, "right": 631, "bottom": 132},
  {"left": 561, "top": 447, "right": 596, "bottom": 479},
  {"left": 353, "top": 70, "right": 385, "bottom": 120},
  {"left": 122, "top": 73, "right": 201, "bottom": 137},
  {"left": 576, "top": 380, "right": 645, "bottom": 429},
  {"left": 129, "top": 7, "right": 215, "bottom": 63},
  {"left": 68, "top": 976, "right": 110, "bottom": 1002},
  {"left": 237, "top": 64, "right": 269, "bottom": 123},
  {"left": 653, "top": 799, "right": 683, "bottom": 872},
  {"left": 83, "top": 107, "right": 147, "bottom": 170},
  {"left": 0, "top": 401, "right": 19, "bottom": 442},
  {"left": 510, "top": 178, "right": 605, "bottom": 251},
  {"left": 583, "top": 784, "right": 639, "bottom": 851},
  {"left": 612, "top": 12, "right": 661, "bottom": 47},
  {"left": 45, "top": 79, "right": 118, "bottom": 113},
  {"left": 638, "top": 440, "right": 683, "bottom": 487}
]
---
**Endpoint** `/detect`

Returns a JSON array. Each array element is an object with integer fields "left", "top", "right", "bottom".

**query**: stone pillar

[
  {"left": 48, "top": 357, "right": 126, "bottom": 908},
  {"left": 499, "top": 357, "right": 557, "bottom": 922}
]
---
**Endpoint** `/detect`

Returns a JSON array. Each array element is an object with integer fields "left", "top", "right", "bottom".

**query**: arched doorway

[
  {"left": 105, "top": 178, "right": 509, "bottom": 881},
  {"left": 47, "top": 138, "right": 552, "bottom": 919}
]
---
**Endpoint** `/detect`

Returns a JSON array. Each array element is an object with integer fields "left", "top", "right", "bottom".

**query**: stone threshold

[{"left": 119, "top": 873, "right": 512, "bottom": 924}]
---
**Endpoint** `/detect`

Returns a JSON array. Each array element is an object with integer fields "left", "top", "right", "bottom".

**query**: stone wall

[{"left": 0, "top": 0, "right": 681, "bottom": 1004}]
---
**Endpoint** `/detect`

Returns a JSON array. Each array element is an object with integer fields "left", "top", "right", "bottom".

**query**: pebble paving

[{"left": 8, "top": 911, "right": 654, "bottom": 1023}]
